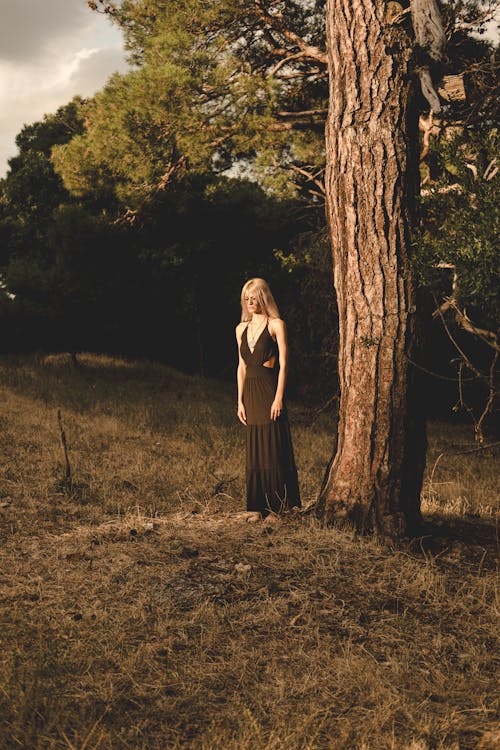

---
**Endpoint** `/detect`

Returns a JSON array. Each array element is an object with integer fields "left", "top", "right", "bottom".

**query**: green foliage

[
  {"left": 52, "top": 71, "right": 183, "bottom": 206},
  {"left": 417, "top": 126, "right": 499, "bottom": 329},
  {"left": 0, "top": 100, "right": 84, "bottom": 231},
  {"left": 0, "top": 100, "right": 86, "bottom": 310},
  {"left": 65, "top": 0, "right": 497, "bottom": 211},
  {"left": 55, "top": 0, "right": 328, "bottom": 207},
  {"left": 0, "top": 100, "right": 132, "bottom": 350}
]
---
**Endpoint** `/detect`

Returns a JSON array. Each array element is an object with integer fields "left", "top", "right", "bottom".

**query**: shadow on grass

[{"left": 408, "top": 515, "right": 499, "bottom": 570}]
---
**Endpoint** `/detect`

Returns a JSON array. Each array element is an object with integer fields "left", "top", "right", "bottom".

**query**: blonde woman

[{"left": 235, "top": 278, "right": 300, "bottom": 523}]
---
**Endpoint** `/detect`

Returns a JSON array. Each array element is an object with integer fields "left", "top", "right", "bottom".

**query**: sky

[{"left": 0, "top": 0, "right": 129, "bottom": 176}]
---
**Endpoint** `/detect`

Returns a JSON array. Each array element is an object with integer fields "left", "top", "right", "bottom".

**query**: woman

[{"left": 235, "top": 278, "right": 300, "bottom": 523}]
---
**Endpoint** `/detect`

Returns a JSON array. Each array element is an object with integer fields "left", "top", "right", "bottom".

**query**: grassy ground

[{"left": 0, "top": 353, "right": 498, "bottom": 750}]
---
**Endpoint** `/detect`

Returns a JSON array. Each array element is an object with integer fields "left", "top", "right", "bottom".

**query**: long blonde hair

[{"left": 240, "top": 278, "right": 280, "bottom": 322}]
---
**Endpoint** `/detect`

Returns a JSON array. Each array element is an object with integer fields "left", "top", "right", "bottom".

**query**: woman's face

[{"left": 245, "top": 290, "right": 262, "bottom": 315}]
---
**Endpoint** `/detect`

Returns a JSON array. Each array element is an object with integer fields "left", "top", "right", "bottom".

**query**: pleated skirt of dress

[{"left": 243, "top": 368, "right": 300, "bottom": 516}]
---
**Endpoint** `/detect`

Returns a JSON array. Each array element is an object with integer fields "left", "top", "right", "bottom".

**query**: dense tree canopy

[
  {"left": 0, "top": 103, "right": 313, "bottom": 373},
  {"left": 56, "top": 0, "right": 329, "bottom": 206},
  {"left": 51, "top": 1, "right": 495, "bottom": 206}
]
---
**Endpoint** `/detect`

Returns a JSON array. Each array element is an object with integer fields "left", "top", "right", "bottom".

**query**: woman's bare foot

[{"left": 263, "top": 513, "right": 280, "bottom": 525}]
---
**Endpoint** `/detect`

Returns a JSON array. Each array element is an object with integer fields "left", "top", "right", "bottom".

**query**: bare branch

[
  {"left": 266, "top": 121, "right": 324, "bottom": 132},
  {"left": 269, "top": 52, "right": 307, "bottom": 76},
  {"left": 421, "top": 183, "right": 462, "bottom": 196},
  {"left": 288, "top": 163, "right": 325, "bottom": 194},
  {"left": 476, "top": 351, "right": 499, "bottom": 443},
  {"left": 433, "top": 293, "right": 483, "bottom": 378},
  {"left": 483, "top": 159, "right": 498, "bottom": 181},
  {"left": 447, "top": 299, "right": 500, "bottom": 352},
  {"left": 277, "top": 109, "right": 328, "bottom": 118},
  {"left": 419, "top": 68, "right": 442, "bottom": 113},
  {"left": 411, "top": 1, "right": 448, "bottom": 113},
  {"left": 419, "top": 111, "right": 440, "bottom": 160},
  {"left": 254, "top": 0, "right": 327, "bottom": 65},
  {"left": 411, "top": 0, "right": 446, "bottom": 60}
]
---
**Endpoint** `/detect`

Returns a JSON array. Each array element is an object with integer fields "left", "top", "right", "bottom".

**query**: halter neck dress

[{"left": 240, "top": 319, "right": 300, "bottom": 517}]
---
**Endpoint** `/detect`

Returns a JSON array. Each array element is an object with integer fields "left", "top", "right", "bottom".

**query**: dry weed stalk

[
  {"left": 57, "top": 408, "right": 73, "bottom": 493},
  {"left": 433, "top": 290, "right": 499, "bottom": 443}
]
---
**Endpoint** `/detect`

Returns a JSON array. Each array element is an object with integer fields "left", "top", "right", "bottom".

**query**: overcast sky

[{"left": 0, "top": 0, "right": 129, "bottom": 176}]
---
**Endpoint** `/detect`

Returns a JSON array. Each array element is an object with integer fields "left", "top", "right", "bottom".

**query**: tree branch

[
  {"left": 446, "top": 299, "right": 500, "bottom": 352},
  {"left": 269, "top": 52, "right": 307, "bottom": 76},
  {"left": 277, "top": 108, "right": 328, "bottom": 118},
  {"left": 411, "top": 0, "right": 447, "bottom": 113},
  {"left": 288, "top": 163, "right": 325, "bottom": 194},
  {"left": 254, "top": 0, "right": 327, "bottom": 65}
]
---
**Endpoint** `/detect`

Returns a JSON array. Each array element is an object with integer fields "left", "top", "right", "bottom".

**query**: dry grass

[{"left": 0, "top": 353, "right": 498, "bottom": 750}]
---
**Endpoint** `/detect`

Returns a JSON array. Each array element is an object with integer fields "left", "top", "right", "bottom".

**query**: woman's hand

[
  {"left": 237, "top": 401, "right": 247, "bottom": 425},
  {"left": 270, "top": 397, "right": 283, "bottom": 421}
]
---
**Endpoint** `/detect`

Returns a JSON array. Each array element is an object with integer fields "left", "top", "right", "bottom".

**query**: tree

[
  {"left": 58, "top": 0, "right": 330, "bottom": 211},
  {"left": 0, "top": 99, "right": 86, "bottom": 340},
  {"left": 0, "top": 100, "right": 139, "bottom": 355},
  {"left": 316, "top": 0, "right": 496, "bottom": 535},
  {"left": 315, "top": 1, "right": 440, "bottom": 537},
  {"left": 27, "top": 0, "right": 492, "bottom": 525}
]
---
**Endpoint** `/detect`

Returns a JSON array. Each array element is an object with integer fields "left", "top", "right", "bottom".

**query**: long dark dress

[{"left": 240, "top": 320, "right": 301, "bottom": 517}]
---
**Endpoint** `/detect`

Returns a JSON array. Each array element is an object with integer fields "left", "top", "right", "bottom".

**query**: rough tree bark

[{"left": 317, "top": 0, "right": 428, "bottom": 537}]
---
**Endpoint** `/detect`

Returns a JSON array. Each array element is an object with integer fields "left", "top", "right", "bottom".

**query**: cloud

[
  {"left": 0, "top": 0, "right": 90, "bottom": 63},
  {"left": 0, "top": 1, "right": 128, "bottom": 175},
  {"left": 69, "top": 47, "right": 128, "bottom": 96}
]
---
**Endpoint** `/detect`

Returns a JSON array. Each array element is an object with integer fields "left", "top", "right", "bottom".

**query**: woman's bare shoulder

[
  {"left": 235, "top": 321, "right": 247, "bottom": 336},
  {"left": 269, "top": 317, "right": 286, "bottom": 333}
]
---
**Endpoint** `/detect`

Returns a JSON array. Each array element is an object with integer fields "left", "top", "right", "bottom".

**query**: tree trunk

[{"left": 318, "top": 0, "right": 427, "bottom": 538}]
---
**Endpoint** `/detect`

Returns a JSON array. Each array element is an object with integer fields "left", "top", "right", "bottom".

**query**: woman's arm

[
  {"left": 270, "top": 318, "right": 287, "bottom": 421},
  {"left": 235, "top": 324, "right": 247, "bottom": 425}
]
